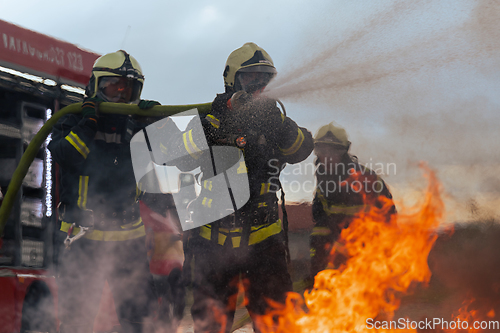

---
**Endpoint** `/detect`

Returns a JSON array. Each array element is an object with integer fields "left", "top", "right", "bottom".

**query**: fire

[
  {"left": 443, "top": 297, "right": 497, "bottom": 333},
  {"left": 255, "top": 164, "right": 445, "bottom": 333},
  {"left": 449, "top": 298, "right": 482, "bottom": 333}
]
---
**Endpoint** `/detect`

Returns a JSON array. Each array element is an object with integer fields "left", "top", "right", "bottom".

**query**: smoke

[
  {"left": 266, "top": 0, "right": 499, "bottom": 105},
  {"left": 265, "top": 0, "right": 500, "bottom": 222},
  {"left": 426, "top": 221, "right": 500, "bottom": 319}
]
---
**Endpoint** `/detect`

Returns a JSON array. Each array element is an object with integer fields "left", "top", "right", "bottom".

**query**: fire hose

[{"left": 0, "top": 101, "right": 212, "bottom": 236}]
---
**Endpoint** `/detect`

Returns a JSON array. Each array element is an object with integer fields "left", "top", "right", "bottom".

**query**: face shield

[
  {"left": 235, "top": 65, "right": 276, "bottom": 93},
  {"left": 314, "top": 142, "right": 348, "bottom": 157},
  {"left": 97, "top": 76, "right": 143, "bottom": 103}
]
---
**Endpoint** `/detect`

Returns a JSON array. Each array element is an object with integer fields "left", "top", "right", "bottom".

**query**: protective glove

[
  {"left": 81, "top": 96, "right": 103, "bottom": 119},
  {"left": 263, "top": 101, "right": 284, "bottom": 132},
  {"left": 138, "top": 99, "right": 161, "bottom": 109},
  {"left": 222, "top": 91, "right": 253, "bottom": 133}
]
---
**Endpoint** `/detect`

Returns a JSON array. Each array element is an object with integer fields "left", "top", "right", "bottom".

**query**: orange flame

[
  {"left": 442, "top": 297, "right": 498, "bottom": 333},
  {"left": 256, "top": 164, "right": 444, "bottom": 333}
]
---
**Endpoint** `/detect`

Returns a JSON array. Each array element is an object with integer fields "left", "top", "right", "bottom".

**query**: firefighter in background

[
  {"left": 49, "top": 50, "right": 162, "bottom": 333},
  {"left": 172, "top": 42, "right": 314, "bottom": 333},
  {"left": 309, "top": 123, "right": 396, "bottom": 280}
]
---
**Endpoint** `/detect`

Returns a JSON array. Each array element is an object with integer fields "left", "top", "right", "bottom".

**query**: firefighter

[
  {"left": 170, "top": 42, "right": 314, "bottom": 333},
  {"left": 49, "top": 50, "right": 161, "bottom": 333},
  {"left": 309, "top": 123, "right": 396, "bottom": 281}
]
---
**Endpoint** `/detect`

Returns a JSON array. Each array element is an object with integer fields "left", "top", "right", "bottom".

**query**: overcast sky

[{"left": 2, "top": 0, "right": 500, "bottom": 223}]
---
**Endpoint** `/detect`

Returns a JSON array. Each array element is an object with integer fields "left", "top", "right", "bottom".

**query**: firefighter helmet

[
  {"left": 85, "top": 50, "right": 144, "bottom": 103},
  {"left": 223, "top": 42, "right": 277, "bottom": 92},
  {"left": 314, "top": 123, "right": 351, "bottom": 150}
]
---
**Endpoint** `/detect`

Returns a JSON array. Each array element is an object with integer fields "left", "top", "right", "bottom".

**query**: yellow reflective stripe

[
  {"left": 200, "top": 225, "right": 226, "bottom": 245},
  {"left": 183, "top": 130, "right": 202, "bottom": 160},
  {"left": 77, "top": 176, "right": 89, "bottom": 209},
  {"left": 70, "top": 132, "right": 88, "bottom": 153},
  {"left": 120, "top": 217, "right": 143, "bottom": 229},
  {"left": 203, "top": 180, "right": 213, "bottom": 191},
  {"left": 200, "top": 225, "right": 211, "bottom": 240},
  {"left": 260, "top": 183, "right": 271, "bottom": 195},
  {"left": 60, "top": 221, "right": 145, "bottom": 241},
  {"left": 202, "top": 197, "right": 212, "bottom": 208},
  {"left": 206, "top": 114, "right": 220, "bottom": 129},
  {"left": 65, "top": 131, "right": 90, "bottom": 158},
  {"left": 87, "top": 226, "right": 146, "bottom": 241},
  {"left": 189, "top": 130, "right": 202, "bottom": 155},
  {"left": 231, "top": 237, "right": 241, "bottom": 247},
  {"left": 61, "top": 220, "right": 84, "bottom": 234},
  {"left": 135, "top": 184, "right": 142, "bottom": 201},
  {"left": 199, "top": 220, "right": 282, "bottom": 246},
  {"left": 317, "top": 192, "right": 366, "bottom": 216},
  {"left": 218, "top": 233, "right": 227, "bottom": 246},
  {"left": 280, "top": 128, "right": 304, "bottom": 156},
  {"left": 248, "top": 220, "right": 282, "bottom": 245},
  {"left": 236, "top": 161, "right": 247, "bottom": 174},
  {"left": 257, "top": 202, "right": 267, "bottom": 208},
  {"left": 160, "top": 143, "right": 168, "bottom": 155},
  {"left": 311, "top": 226, "right": 332, "bottom": 236}
]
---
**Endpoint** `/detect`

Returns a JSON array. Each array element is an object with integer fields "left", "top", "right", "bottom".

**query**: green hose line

[{"left": 0, "top": 101, "right": 212, "bottom": 235}]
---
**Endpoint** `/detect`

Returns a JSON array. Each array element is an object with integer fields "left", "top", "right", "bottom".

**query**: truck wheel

[{"left": 20, "top": 283, "right": 56, "bottom": 333}]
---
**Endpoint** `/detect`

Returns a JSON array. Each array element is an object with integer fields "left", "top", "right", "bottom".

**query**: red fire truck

[{"left": 0, "top": 19, "right": 100, "bottom": 333}]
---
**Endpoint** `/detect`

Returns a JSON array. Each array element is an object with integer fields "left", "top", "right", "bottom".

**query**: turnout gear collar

[
  {"left": 85, "top": 50, "right": 144, "bottom": 103},
  {"left": 223, "top": 42, "right": 277, "bottom": 92}
]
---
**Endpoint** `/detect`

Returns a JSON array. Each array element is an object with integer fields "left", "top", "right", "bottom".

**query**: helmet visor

[
  {"left": 236, "top": 71, "right": 275, "bottom": 93},
  {"left": 314, "top": 142, "right": 348, "bottom": 157},
  {"left": 98, "top": 76, "right": 142, "bottom": 103},
  {"left": 238, "top": 64, "right": 277, "bottom": 74}
]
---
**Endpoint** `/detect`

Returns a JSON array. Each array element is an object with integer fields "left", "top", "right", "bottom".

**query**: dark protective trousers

[
  {"left": 152, "top": 268, "right": 186, "bottom": 332},
  {"left": 190, "top": 234, "right": 293, "bottom": 333},
  {"left": 309, "top": 223, "right": 346, "bottom": 280},
  {"left": 57, "top": 235, "right": 157, "bottom": 333}
]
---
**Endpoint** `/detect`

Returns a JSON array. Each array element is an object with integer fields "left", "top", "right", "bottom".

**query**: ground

[
  {"left": 96, "top": 218, "right": 500, "bottom": 332},
  {"left": 178, "top": 219, "right": 500, "bottom": 332}
]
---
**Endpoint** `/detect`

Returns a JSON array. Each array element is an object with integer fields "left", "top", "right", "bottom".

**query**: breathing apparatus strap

[
  {"left": 208, "top": 146, "right": 223, "bottom": 243},
  {"left": 240, "top": 214, "right": 251, "bottom": 250},
  {"left": 276, "top": 98, "right": 287, "bottom": 117},
  {"left": 279, "top": 180, "right": 291, "bottom": 266},
  {"left": 210, "top": 220, "right": 220, "bottom": 247}
]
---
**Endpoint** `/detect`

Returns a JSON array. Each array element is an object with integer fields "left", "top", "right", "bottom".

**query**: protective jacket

[
  {"left": 312, "top": 155, "right": 395, "bottom": 233},
  {"left": 175, "top": 92, "right": 314, "bottom": 247},
  {"left": 49, "top": 113, "right": 146, "bottom": 241},
  {"left": 310, "top": 154, "right": 395, "bottom": 274},
  {"left": 173, "top": 92, "right": 312, "bottom": 332}
]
